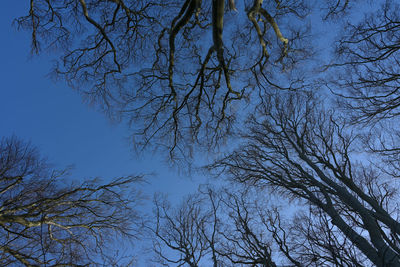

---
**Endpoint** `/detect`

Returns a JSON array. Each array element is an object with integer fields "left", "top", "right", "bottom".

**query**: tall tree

[
  {"left": 211, "top": 92, "right": 400, "bottom": 266},
  {"left": 12, "top": 1, "right": 400, "bottom": 265},
  {"left": 151, "top": 184, "right": 373, "bottom": 266},
  {"left": 15, "top": 0, "right": 352, "bottom": 159},
  {"left": 328, "top": 1, "right": 400, "bottom": 209},
  {"left": 0, "top": 136, "right": 142, "bottom": 266},
  {"left": 332, "top": 0, "right": 400, "bottom": 125},
  {"left": 152, "top": 92, "right": 400, "bottom": 266}
]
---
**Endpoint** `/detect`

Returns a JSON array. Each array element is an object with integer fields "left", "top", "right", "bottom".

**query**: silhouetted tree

[
  {"left": 0, "top": 136, "right": 142, "bottom": 266},
  {"left": 150, "top": 190, "right": 221, "bottom": 267},
  {"left": 331, "top": 1, "right": 400, "bottom": 124},
  {"left": 12, "top": 1, "right": 400, "bottom": 266},
  {"left": 211, "top": 92, "right": 400, "bottom": 266},
  {"left": 15, "top": 0, "right": 353, "bottom": 159},
  {"left": 152, "top": 89, "right": 400, "bottom": 266},
  {"left": 150, "top": 186, "right": 312, "bottom": 266}
]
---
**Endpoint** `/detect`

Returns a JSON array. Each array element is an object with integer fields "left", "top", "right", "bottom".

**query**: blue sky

[
  {"left": 0, "top": 2, "right": 201, "bottom": 207},
  {"left": 0, "top": 1, "right": 379, "bottom": 265}
]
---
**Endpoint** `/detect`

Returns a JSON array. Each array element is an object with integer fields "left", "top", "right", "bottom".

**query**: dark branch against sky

[
  {"left": 3, "top": 1, "right": 400, "bottom": 266},
  {"left": 0, "top": 1, "right": 199, "bottom": 208}
]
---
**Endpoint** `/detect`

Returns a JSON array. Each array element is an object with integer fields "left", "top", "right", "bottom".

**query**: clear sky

[
  {"left": 1, "top": 1, "right": 379, "bottom": 266},
  {"left": 0, "top": 2, "right": 202, "bottom": 212}
]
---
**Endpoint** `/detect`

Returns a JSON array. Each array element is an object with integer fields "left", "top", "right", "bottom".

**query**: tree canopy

[
  {"left": 0, "top": 136, "right": 142, "bottom": 266},
  {"left": 16, "top": 0, "right": 354, "bottom": 159},
  {"left": 11, "top": 0, "right": 400, "bottom": 266}
]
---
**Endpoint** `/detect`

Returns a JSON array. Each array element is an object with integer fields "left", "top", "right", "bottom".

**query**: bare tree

[
  {"left": 325, "top": 0, "right": 400, "bottom": 187},
  {"left": 13, "top": 1, "right": 400, "bottom": 265},
  {"left": 0, "top": 136, "right": 142, "bottom": 266},
  {"left": 151, "top": 163, "right": 394, "bottom": 266},
  {"left": 150, "top": 192, "right": 218, "bottom": 266},
  {"left": 210, "top": 92, "right": 400, "bottom": 266},
  {"left": 330, "top": 0, "right": 400, "bottom": 124},
  {"left": 216, "top": 189, "right": 279, "bottom": 267},
  {"left": 151, "top": 175, "right": 395, "bottom": 266},
  {"left": 288, "top": 206, "right": 369, "bottom": 266},
  {"left": 14, "top": 0, "right": 355, "bottom": 159},
  {"left": 151, "top": 185, "right": 323, "bottom": 266}
]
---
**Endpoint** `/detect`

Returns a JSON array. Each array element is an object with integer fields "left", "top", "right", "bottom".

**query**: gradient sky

[
  {"left": 0, "top": 2, "right": 203, "bottom": 214},
  {"left": 0, "top": 1, "right": 367, "bottom": 265}
]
